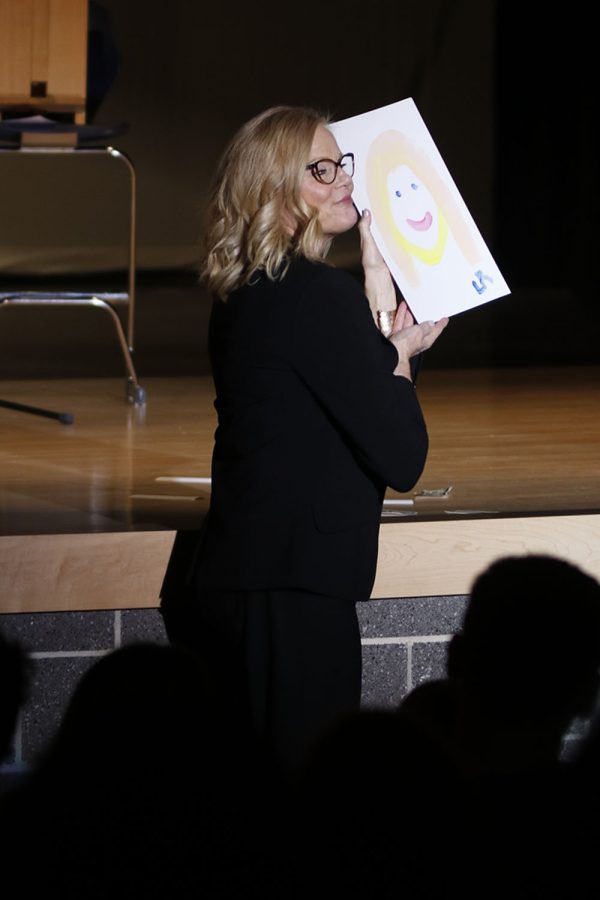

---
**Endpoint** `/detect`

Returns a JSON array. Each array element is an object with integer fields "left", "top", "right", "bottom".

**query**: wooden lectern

[{"left": 0, "top": 0, "right": 89, "bottom": 123}]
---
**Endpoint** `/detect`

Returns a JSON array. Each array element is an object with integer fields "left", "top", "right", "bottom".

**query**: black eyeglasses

[{"left": 305, "top": 152, "right": 355, "bottom": 185}]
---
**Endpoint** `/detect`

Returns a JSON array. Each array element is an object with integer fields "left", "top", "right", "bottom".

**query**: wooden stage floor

[{"left": 1, "top": 366, "right": 599, "bottom": 611}]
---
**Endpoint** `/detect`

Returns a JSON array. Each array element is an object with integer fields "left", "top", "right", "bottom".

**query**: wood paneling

[
  {"left": 0, "top": 0, "right": 33, "bottom": 100},
  {"left": 46, "top": 0, "right": 88, "bottom": 105},
  {"left": 0, "top": 531, "right": 175, "bottom": 613},
  {"left": 0, "top": 0, "right": 87, "bottom": 115},
  {"left": 31, "top": 0, "right": 50, "bottom": 84},
  {"left": 372, "top": 515, "right": 600, "bottom": 599}
]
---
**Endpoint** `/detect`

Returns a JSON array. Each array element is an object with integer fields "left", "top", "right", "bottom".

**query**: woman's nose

[{"left": 336, "top": 165, "right": 352, "bottom": 188}]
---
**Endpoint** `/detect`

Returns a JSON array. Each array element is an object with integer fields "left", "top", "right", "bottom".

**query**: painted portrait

[{"left": 331, "top": 99, "right": 509, "bottom": 320}]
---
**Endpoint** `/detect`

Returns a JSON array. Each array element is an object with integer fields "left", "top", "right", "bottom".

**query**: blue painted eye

[
  {"left": 395, "top": 190, "right": 401, "bottom": 197},
  {"left": 411, "top": 183, "right": 418, "bottom": 190}
]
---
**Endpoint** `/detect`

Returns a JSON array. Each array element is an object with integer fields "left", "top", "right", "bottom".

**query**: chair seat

[
  {"left": 0, "top": 291, "right": 129, "bottom": 304},
  {"left": 0, "top": 119, "right": 129, "bottom": 148}
]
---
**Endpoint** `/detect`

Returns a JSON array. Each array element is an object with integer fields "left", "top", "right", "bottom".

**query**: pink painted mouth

[
  {"left": 336, "top": 194, "right": 354, "bottom": 205},
  {"left": 406, "top": 211, "right": 433, "bottom": 231}
]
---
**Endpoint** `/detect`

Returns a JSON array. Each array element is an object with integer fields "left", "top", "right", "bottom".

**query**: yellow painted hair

[{"left": 366, "top": 129, "right": 479, "bottom": 288}]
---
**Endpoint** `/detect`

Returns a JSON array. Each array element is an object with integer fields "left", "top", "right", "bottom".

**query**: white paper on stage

[{"left": 330, "top": 98, "right": 510, "bottom": 322}]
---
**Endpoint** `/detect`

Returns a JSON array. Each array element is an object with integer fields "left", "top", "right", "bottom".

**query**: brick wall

[{"left": 0, "top": 594, "right": 585, "bottom": 783}]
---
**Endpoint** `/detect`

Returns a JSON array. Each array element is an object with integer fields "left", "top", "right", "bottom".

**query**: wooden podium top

[{"left": 0, "top": 0, "right": 88, "bottom": 122}]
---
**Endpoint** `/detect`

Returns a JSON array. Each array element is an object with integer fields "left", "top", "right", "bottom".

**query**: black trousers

[{"left": 161, "top": 587, "right": 362, "bottom": 768}]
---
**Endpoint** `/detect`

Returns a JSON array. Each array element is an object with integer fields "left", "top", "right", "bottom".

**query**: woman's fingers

[
  {"left": 357, "top": 208, "right": 372, "bottom": 252},
  {"left": 392, "top": 301, "right": 407, "bottom": 332},
  {"left": 390, "top": 316, "right": 449, "bottom": 360},
  {"left": 417, "top": 317, "right": 449, "bottom": 351},
  {"left": 359, "top": 209, "right": 398, "bottom": 317},
  {"left": 392, "top": 301, "right": 415, "bottom": 333},
  {"left": 358, "top": 208, "right": 373, "bottom": 241},
  {"left": 359, "top": 209, "right": 386, "bottom": 267}
]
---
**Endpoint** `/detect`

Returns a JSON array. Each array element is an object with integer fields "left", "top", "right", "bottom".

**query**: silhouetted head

[
  {"left": 448, "top": 555, "right": 600, "bottom": 726},
  {"left": 0, "top": 630, "right": 30, "bottom": 762},
  {"left": 33, "top": 642, "right": 241, "bottom": 789}
]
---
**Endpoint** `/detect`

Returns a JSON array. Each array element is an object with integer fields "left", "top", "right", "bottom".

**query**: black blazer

[{"left": 190, "top": 257, "right": 428, "bottom": 603}]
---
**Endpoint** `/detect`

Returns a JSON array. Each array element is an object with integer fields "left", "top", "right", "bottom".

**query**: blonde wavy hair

[{"left": 200, "top": 106, "right": 332, "bottom": 300}]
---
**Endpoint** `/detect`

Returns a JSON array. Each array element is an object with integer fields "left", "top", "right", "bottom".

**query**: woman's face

[
  {"left": 386, "top": 164, "right": 439, "bottom": 250},
  {"left": 300, "top": 125, "right": 358, "bottom": 239}
]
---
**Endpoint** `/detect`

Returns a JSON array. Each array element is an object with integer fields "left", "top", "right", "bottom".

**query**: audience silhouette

[
  {"left": 293, "top": 708, "right": 462, "bottom": 899},
  {"left": 2, "top": 554, "right": 599, "bottom": 899},
  {"left": 0, "top": 643, "right": 282, "bottom": 898},
  {"left": 400, "top": 554, "right": 600, "bottom": 776},
  {"left": 0, "top": 629, "right": 30, "bottom": 764},
  {"left": 399, "top": 555, "right": 600, "bottom": 899}
]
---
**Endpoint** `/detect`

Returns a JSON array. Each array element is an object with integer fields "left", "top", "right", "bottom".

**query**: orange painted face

[{"left": 387, "top": 164, "right": 439, "bottom": 250}]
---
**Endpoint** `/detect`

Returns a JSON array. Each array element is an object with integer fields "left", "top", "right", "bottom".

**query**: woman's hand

[
  {"left": 389, "top": 302, "right": 449, "bottom": 379},
  {"left": 358, "top": 209, "right": 397, "bottom": 317},
  {"left": 392, "top": 300, "right": 415, "bottom": 333},
  {"left": 358, "top": 208, "right": 448, "bottom": 379}
]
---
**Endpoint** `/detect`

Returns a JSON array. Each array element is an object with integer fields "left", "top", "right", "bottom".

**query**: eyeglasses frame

[{"left": 305, "top": 152, "right": 355, "bottom": 185}]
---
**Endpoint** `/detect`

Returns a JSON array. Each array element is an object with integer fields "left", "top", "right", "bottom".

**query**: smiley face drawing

[
  {"left": 386, "top": 164, "right": 448, "bottom": 261},
  {"left": 366, "top": 129, "right": 478, "bottom": 288}
]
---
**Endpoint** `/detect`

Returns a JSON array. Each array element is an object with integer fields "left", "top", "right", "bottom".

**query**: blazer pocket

[{"left": 311, "top": 494, "right": 380, "bottom": 534}]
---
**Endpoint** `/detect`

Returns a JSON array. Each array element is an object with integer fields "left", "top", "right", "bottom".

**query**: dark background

[{"left": 0, "top": 0, "right": 597, "bottom": 375}]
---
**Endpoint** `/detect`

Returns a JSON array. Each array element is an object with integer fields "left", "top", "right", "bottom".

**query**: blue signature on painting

[{"left": 472, "top": 270, "right": 494, "bottom": 295}]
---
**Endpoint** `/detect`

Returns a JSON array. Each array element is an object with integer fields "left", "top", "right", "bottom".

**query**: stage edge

[{"left": 1, "top": 515, "right": 599, "bottom": 613}]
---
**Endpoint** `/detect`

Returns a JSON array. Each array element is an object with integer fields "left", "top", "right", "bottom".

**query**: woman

[{"left": 162, "top": 106, "right": 447, "bottom": 766}]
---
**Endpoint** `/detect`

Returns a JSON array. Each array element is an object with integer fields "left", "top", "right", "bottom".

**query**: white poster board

[{"left": 330, "top": 98, "right": 510, "bottom": 321}]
